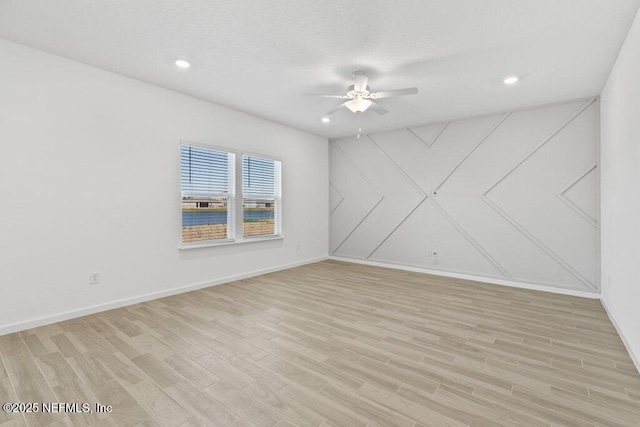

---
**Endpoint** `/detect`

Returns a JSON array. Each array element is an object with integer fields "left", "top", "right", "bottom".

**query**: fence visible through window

[
  {"left": 242, "top": 155, "right": 282, "bottom": 238},
  {"left": 180, "top": 144, "right": 235, "bottom": 244}
]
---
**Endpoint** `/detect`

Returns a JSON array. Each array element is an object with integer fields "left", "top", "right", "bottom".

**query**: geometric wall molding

[
  {"left": 480, "top": 195, "right": 597, "bottom": 291},
  {"left": 330, "top": 143, "right": 383, "bottom": 254},
  {"left": 405, "top": 122, "right": 449, "bottom": 149},
  {"left": 429, "top": 197, "right": 512, "bottom": 278},
  {"left": 330, "top": 98, "right": 600, "bottom": 292},
  {"left": 436, "top": 112, "right": 511, "bottom": 192},
  {"left": 557, "top": 162, "right": 598, "bottom": 228},
  {"left": 480, "top": 98, "right": 599, "bottom": 290},
  {"left": 329, "top": 182, "right": 345, "bottom": 214}
]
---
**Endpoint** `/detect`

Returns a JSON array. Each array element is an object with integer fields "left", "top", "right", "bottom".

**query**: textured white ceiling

[{"left": 0, "top": 0, "right": 638, "bottom": 138}]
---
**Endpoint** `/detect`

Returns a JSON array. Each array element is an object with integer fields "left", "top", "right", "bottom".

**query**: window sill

[{"left": 179, "top": 235, "right": 283, "bottom": 250}]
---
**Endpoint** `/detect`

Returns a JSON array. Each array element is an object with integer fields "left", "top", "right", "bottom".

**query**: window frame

[
  {"left": 240, "top": 152, "right": 283, "bottom": 240},
  {"left": 178, "top": 144, "right": 284, "bottom": 250},
  {"left": 179, "top": 141, "right": 237, "bottom": 248}
]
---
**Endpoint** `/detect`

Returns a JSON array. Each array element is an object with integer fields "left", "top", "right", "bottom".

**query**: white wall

[
  {"left": 0, "top": 39, "right": 329, "bottom": 333},
  {"left": 331, "top": 99, "right": 600, "bottom": 293},
  {"left": 600, "top": 7, "right": 640, "bottom": 369}
]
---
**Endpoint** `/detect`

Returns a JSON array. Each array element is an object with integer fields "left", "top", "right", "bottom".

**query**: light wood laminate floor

[{"left": 1, "top": 260, "right": 639, "bottom": 426}]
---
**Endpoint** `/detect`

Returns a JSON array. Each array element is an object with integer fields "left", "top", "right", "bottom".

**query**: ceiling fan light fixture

[{"left": 345, "top": 98, "right": 373, "bottom": 113}]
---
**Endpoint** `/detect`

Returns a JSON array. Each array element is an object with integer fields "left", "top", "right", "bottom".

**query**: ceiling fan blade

[
  {"left": 324, "top": 102, "right": 347, "bottom": 115},
  {"left": 369, "top": 102, "right": 388, "bottom": 115},
  {"left": 370, "top": 87, "right": 418, "bottom": 99},
  {"left": 304, "top": 93, "right": 349, "bottom": 99},
  {"left": 353, "top": 71, "right": 369, "bottom": 92}
]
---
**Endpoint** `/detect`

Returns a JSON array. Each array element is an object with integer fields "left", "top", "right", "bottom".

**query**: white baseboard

[
  {"left": 5, "top": 254, "right": 635, "bottom": 374},
  {"left": 0, "top": 256, "right": 328, "bottom": 336},
  {"left": 329, "top": 256, "right": 600, "bottom": 299},
  {"left": 600, "top": 298, "right": 640, "bottom": 374}
]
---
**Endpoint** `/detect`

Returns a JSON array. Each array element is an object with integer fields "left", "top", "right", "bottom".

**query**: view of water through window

[{"left": 180, "top": 145, "right": 279, "bottom": 243}]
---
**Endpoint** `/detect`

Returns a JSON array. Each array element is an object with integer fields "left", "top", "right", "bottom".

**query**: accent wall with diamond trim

[{"left": 330, "top": 98, "right": 599, "bottom": 292}]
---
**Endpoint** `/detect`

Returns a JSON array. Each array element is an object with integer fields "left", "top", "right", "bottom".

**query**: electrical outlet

[{"left": 90, "top": 272, "right": 100, "bottom": 285}]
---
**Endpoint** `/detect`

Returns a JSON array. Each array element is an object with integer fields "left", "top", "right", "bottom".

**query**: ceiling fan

[{"left": 306, "top": 70, "right": 418, "bottom": 116}]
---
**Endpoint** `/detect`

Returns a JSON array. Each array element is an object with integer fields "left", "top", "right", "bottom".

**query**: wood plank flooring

[{"left": 1, "top": 260, "right": 639, "bottom": 426}]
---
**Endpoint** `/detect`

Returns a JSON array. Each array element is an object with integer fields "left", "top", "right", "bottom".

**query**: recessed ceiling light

[
  {"left": 174, "top": 58, "right": 192, "bottom": 69},
  {"left": 321, "top": 117, "right": 330, "bottom": 123},
  {"left": 504, "top": 76, "right": 519, "bottom": 85}
]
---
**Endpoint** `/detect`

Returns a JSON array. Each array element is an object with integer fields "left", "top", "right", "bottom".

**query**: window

[
  {"left": 178, "top": 146, "right": 282, "bottom": 247},
  {"left": 242, "top": 154, "right": 282, "bottom": 238},
  {"left": 180, "top": 143, "right": 235, "bottom": 244}
]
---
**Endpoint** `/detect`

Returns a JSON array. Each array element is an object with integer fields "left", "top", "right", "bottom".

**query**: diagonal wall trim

[
  {"left": 331, "top": 197, "right": 384, "bottom": 255},
  {"left": 330, "top": 142, "right": 385, "bottom": 254},
  {"left": 557, "top": 162, "right": 598, "bottom": 227},
  {"left": 332, "top": 142, "right": 384, "bottom": 197},
  {"left": 329, "top": 182, "right": 345, "bottom": 215},
  {"left": 363, "top": 135, "right": 428, "bottom": 259},
  {"left": 404, "top": 127, "right": 430, "bottom": 149},
  {"left": 367, "top": 196, "right": 429, "bottom": 259},
  {"left": 406, "top": 122, "right": 449, "bottom": 150},
  {"left": 559, "top": 162, "right": 598, "bottom": 195},
  {"left": 430, "top": 198, "right": 512, "bottom": 278},
  {"left": 367, "top": 135, "right": 427, "bottom": 196},
  {"left": 557, "top": 195, "right": 598, "bottom": 228},
  {"left": 371, "top": 112, "right": 511, "bottom": 277},
  {"left": 330, "top": 98, "right": 599, "bottom": 293},
  {"left": 481, "top": 195, "right": 596, "bottom": 290},
  {"left": 483, "top": 98, "right": 597, "bottom": 196},
  {"left": 436, "top": 113, "right": 511, "bottom": 191},
  {"left": 428, "top": 122, "right": 449, "bottom": 148}
]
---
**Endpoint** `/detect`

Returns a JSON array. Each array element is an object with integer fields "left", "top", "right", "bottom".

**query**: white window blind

[
  {"left": 242, "top": 154, "right": 282, "bottom": 237},
  {"left": 180, "top": 144, "right": 235, "bottom": 243}
]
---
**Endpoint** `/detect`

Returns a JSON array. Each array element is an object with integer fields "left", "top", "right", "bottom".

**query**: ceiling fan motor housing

[{"left": 346, "top": 84, "right": 371, "bottom": 98}]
